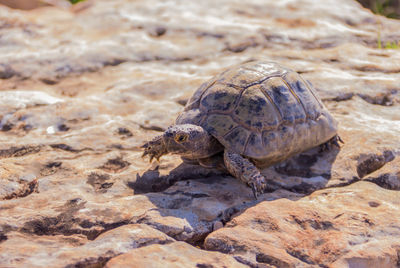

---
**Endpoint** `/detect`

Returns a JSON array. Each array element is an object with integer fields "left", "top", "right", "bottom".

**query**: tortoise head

[{"left": 141, "top": 124, "right": 222, "bottom": 162}]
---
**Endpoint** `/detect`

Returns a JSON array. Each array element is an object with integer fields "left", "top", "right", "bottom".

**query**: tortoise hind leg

[
  {"left": 319, "top": 135, "right": 344, "bottom": 152},
  {"left": 223, "top": 150, "right": 278, "bottom": 199}
]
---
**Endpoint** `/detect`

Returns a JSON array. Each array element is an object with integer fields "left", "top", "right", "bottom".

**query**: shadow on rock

[
  {"left": 129, "top": 162, "right": 227, "bottom": 194},
  {"left": 125, "top": 145, "right": 341, "bottom": 246},
  {"left": 266, "top": 145, "right": 342, "bottom": 194},
  {"left": 132, "top": 143, "right": 342, "bottom": 196}
]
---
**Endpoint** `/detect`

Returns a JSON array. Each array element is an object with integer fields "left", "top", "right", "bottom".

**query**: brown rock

[
  {"left": 0, "top": 224, "right": 174, "bottom": 267},
  {"left": 105, "top": 241, "right": 247, "bottom": 268},
  {"left": 205, "top": 181, "right": 400, "bottom": 267}
]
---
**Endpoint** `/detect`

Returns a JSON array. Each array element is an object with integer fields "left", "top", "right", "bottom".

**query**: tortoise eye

[{"left": 175, "top": 133, "right": 188, "bottom": 143}]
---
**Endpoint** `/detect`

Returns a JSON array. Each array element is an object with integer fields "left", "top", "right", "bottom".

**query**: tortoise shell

[{"left": 176, "top": 61, "right": 338, "bottom": 165}]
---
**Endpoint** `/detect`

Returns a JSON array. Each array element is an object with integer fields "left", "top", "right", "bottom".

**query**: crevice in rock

[
  {"left": 65, "top": 256, "right": 110, "bottom": 268},
  {"left": 364, "top": 172, "right": 400, "bottom": 190},
  {"left": 0, "top": 63, "right": 17, "bottom": 79},
  {"left": 19, "top": 199, "right": 135, "bottom": 241},
  {"left": 322, "top": 92, "right": 354, "bottom": 102},
  {"left": 3, "top": 178, "right": 39, "bottom": 200},
  {"left": 225, "top": 39, "right": 259, "bottom": 53},
  {"left": 137, "top": 216, "right": 212, "bottom": 245},
  {"left": 357, "top": 90, "right": 399, "bottom": 106},
  {"left": 86, "top": 172, "right": 114, "bottom": 193},
  {"left": 356, "top": 150, "right": 395, "bottom": 178},
  {"left": 21, "top": 215, "right": 132, "bottom": 241},
  {"left": 233, "top": 256, "right": 258, "bottom": 268},
  {"left": 0, "top": 145, "right": 42, "bottom": 158},
  {"left": 99, "top": 157, "right": 130, "bottom": 173},
  {"left": 0, "top": 232, "right": 7, "bottom": 243},
  {"left": 49, "top": 143, "right": 82, "bottom": 153},
  {"left": 116, "top": 127, "right": 133, "bottom": 137},
  {"left": 353, "top": 66, "right": 400, "bottom": 74},
  {"left": 162, "top": 190, "right": 210, "bottom": 199},
  {"left": 326, "top": 176, "right": 360, "bottom": 188},
  {"left": 138, "top": 123, "right": 166, "bottom": 132},
  {"left": 256, "top": 253, "right": 292, "bottom": 268},
  {"left": 40, "top": 161, "right": 63, "bottom": 176},
  {"left": 65, "top": 238, "right": 173, "bottom": 268},
  {"left": 285, "top": 249, "right": 315, "bottom": 265}
]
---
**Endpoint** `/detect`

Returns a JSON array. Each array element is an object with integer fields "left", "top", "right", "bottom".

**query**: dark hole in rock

[
  {"left": 323, "top": 92, "right": 354, "bottom": 102},
  {"left": 0, "top": 145, "right": 41, "bottom": 158},
  {"left": 0, "top": 233, "right": 7, "bottom": 242},
  {"left": 46, "top": 161, "right": 62, "bottom": 168},
  {"left": 256, "top": 253, "right": 291, "bottom": 267},
  {"left": 1, "top": 123, "right": 13, "bottom": 131},
  {"left": 87, "top": 172, "right": 113, "bottom": 193},
  {"left": 100, "top": 157, "right": 130, "bottom": 173},
  {"left": 50, "top": 144, "right": 80, "bottom": 152},
  {"left": 117, "top": 127, "right": 133, "bottom": 136},
  {"left": 196, "top": 264, "right": 214, "bottom": 268},
  {"left": 154, "top": 26, "right": 167, "bottom": 36},
  {"left": 357, "top": 91, "right": 397, "bottom": 106},
  {"left": 58, "top": 124, "right": 70, "bottom": 131},
  {"left": 368, "top": 201, "right": 380, "bottom": 207}
]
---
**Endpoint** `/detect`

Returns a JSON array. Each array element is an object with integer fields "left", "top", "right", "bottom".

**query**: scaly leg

[
  {"left": 319, "top": 135, "right": 344, "bottom": 152},
  {"left": 224, "top": 150, "right": 277, "bottom": 199}
]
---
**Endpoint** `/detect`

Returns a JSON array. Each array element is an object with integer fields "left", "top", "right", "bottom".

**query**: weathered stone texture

[{"left": 0, "top": 0, "right": 399, "bottom": 266}]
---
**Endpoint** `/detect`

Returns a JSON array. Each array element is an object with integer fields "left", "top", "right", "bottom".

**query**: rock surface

[
  {"left": 205, "top": 181, "right": 400, "bottom": 267},
  {"left": 0, "top": 0, "right": 399, "bottom": 267},
  {"left": 105, "top": 241, "right": 247, "bottom": 268}
]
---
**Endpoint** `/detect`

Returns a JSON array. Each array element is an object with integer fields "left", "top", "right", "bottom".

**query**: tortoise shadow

[
  {"left": 262, "top": 145, "right": 341, "bottom": 195},
  {"left": 132, "top": 144, "right": 340, "bottom": 196},
  {"left": 130, "top": 145, "right": 341, "bottom": 243}
]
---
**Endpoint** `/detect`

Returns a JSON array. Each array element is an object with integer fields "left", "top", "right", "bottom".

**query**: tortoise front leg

[{"left": 223, "top": 150, "right": 269, "bottom": 199}]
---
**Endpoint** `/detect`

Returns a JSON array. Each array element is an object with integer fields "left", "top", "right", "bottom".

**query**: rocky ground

[{"left": 0, "top": 0, "right": 399, "bottom": 267}]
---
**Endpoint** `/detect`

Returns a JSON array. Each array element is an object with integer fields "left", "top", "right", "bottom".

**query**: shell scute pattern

[
  {"left": 176, "top": 60, "right": 338, "bottom": 162},
  {"left": 233, "top": 85, "right": 280, "bottom": 132},
  {"left": 203, "top": 114, "right": 236, "bottom": 137},
  {"left": 200, "top": 83, "right": 239, "bottom": 113},
  {"left": 223, "top": 126, "right": 250, "bottom": 154},
  {"left": 261, "top": 76, "right": 306, "bottom": 124},
  {"left": 184, "top": 77, "right": 218, "bottom": 111},
  {"left": 216, "top": 64, "right": 266, "bottom": 88},
  {"left": 283, "top": 72, "right": 322, "bottom": 120},
  {"left": 244, "top": 133, "right": 264, "bottom": 158},
  {"left": 175, "top": 108, "right": 204, "bottom": 125}
]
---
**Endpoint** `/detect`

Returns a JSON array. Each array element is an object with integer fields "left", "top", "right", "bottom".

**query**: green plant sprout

[
  {"left": 68, "top": 0, "right": 85, "bottom": 4},
  {"left": 371, "top": 0, "right": 400, "bottom": 49},
  {"left": 384, "top": 40, "right": 400, "bottom": 49}
]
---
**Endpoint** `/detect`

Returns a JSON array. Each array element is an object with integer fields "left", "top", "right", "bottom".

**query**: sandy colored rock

[
  {"left": 105, "top": 241, "right": 247, "bottom": 268},
  {"left": 0, "top": 0, "right": 399, "bottom": 266},
  {"left": 0, "top": 224, "right": 174, "bottom": 268},
  {"left": 205, "top": 181, "right": 400, "bottom": 267}
]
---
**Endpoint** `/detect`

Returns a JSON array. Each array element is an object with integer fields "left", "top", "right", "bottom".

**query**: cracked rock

[
  {"left": 205, "top": 182, "right": 400, "bottom": 267},
  {"left": 0, "top": 0, "right": 400, "bottom": 266}
]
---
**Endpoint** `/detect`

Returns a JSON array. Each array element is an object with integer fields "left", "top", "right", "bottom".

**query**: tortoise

[{"left": 142, "top": 60, "right": 341, "bottom": 198}]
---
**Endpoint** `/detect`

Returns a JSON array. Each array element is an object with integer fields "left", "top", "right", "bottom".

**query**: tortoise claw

[
  {"left": 250, "top": 182, "right": 258, "bottom": 200},
  {"left": 320, "top": 135, "right": 344, "bottom": 152},
  {"left": 141, "top": 135, "right": 167, "bottom": 163}
]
